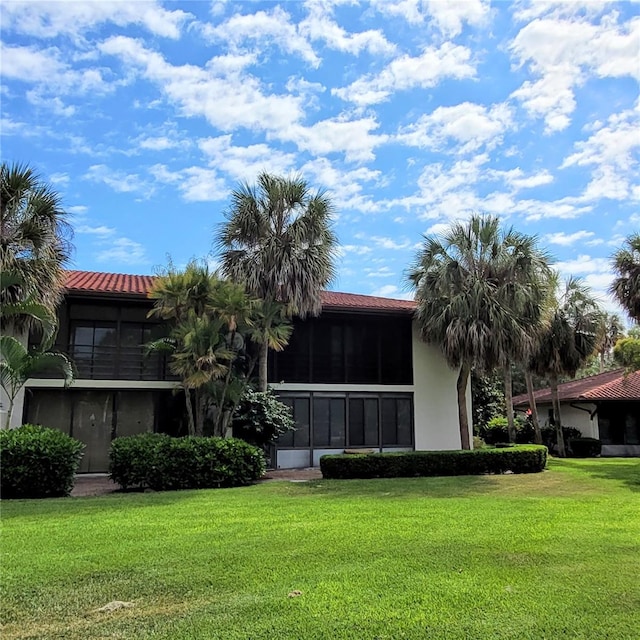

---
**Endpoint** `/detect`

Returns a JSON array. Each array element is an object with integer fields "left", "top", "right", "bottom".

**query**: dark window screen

[
  {"left": 277, "top": 397, "right": 310, "bottom": 448},
  {"left": 381, "top": 397, "right": 413, "bottom": 446},
  {"left": 348, "top": 397, "right": 379, "bottom": 446},
  {"left": 313, "top": 397, "right": 346, "bottom": 447}
]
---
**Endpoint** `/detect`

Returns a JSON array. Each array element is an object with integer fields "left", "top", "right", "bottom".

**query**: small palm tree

[
  {"left": 217, "top": 173, "right": 338, "bottom": 391},
  {"left": 407, "top": 215, "right": 550, "bottom": 450},
  {"left": 530, "top": 277, "right": 601, "bottom": 456},
  {"left": 0, "top": 335, "right": 74, "bottom": 429},
  {"left": 610, "top": 232, "right": 640, "bottom": 322},
  {"left": 595, "top": 312, "right": 625, "bottom": 372},
  {"left": 1, "top": 162, "right": 72, "bottom": 329}
]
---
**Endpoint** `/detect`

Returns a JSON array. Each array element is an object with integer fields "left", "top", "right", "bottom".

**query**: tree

[
  {"left": 594, "top": 312, "right": 625, "bottom": 373},
  {"left": 217, "top": 173, "right": 338, "bottom": 391},
  {"left": 407, "top": 215, "right": 550, "bottom": 450},
  {"left": 610, "top": 232, "right": 640, "bottom": 322},
  {"left": 613, "top": 338, "right": 640, "bottom": 372},
  {"left": 1, "top": 162, "right": 72, "bottom": 329},
  {"left": 530, "top": 277, "right": 601, "bottom": 456}
]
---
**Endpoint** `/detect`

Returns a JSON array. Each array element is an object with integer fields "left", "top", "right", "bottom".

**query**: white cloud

[
  {"left": 76, "top": 224, "right": 116, "bottom": 237},
  {"left": 150, "top": 164, "right": 228, "bottom": 202},
  {"left": 509, "top": 14, "right": 640, "bottom": 131},
  {"left": 492, "top": 168, "right": 554, "bottom": 190},
  {"left": 370, "top": 0, "right": 490, "bottom": 36},
  {"left": 99, "top": 36, "right": 304, "bottom": 134},
  {"left": 67, "top": 205, "right": 88, "bottom": 215},
  {"left": 48, "top": 172, "right": 70, "bottom": 186},
  {"left": 137, "top": 136, "right": 183, "bottom": 152},
  {"left": 370, "top": 284, "right": 414, "bottom": 300},
  {"left": 202, "top": 6, "right": 321, "bottom": 67},
  {"left": 555, "top": 254, "right": 611, "bottom": 275},
  {"left": 300, "top": 1, "right": 396, "bottom": 57},
  {"left": 198, "top": 135, "right": 296, "bottom": 181},
  {"left": 544, "top": 230, "right": 595, "bottom": 246},
  {"left": 333, "top": 43, "right": 476, "bottom": 106},
  {"left": 285, "top": 115, "right": 388, "bottom": 163},
  {"left": 1, "top": 1, "right": 191, "bottom": 39},
  {"left": 397, "top": 102, "right": 513, "bottom": 153},
  {"left": 96, "top": 238, "right": 148, "bottom": 265},
  {"left": 84, "top": 164, "right": 151, "bottom": 195},
  {"left": 371, "top": 236, "right": 412, "bottom": 250}
]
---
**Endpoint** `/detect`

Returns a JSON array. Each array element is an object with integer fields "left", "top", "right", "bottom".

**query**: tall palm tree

[
  {"left": 217, "top": 173, "right": 338, "bottom": 391},
  {"left": 1, "top": 162, "right": 72, "bottom": 330},
  {"left": 610, "top": 232, "right": 640, "bottom": 322},
  {"left": 530, "top": 277, "right": 601, "bottom": 456},
  {"left": 407, "top": 215, "right": 550, "bottom": 450},
  {"left": 595, "top": 312, "right": 625, "bottom": 372}
]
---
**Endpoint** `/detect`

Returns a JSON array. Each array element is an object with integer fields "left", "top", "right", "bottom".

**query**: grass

[{"left": 2, "top": 458, "right": 639, "bottom": 640}]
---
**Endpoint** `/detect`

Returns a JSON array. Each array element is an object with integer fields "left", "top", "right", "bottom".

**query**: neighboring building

[
  {"left": 512, "top": 369, "right": 640, "bottom": 456},
  {"left": 14, "top": 270, "right": 470, "bottom": 472}
]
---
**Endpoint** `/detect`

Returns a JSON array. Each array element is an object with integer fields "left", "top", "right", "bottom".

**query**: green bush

[
  {"left": 232, "top": 388, "right": 295, "bottom": 449},
  {"left": 0, "top": 424, "right": 84, "bottom": 498},
  {"left": 109, "top": 433, "right": 266, "bottom": 491},
  {"left": 320, "top": 445, "right": 548, "bottom": 479},
  {"left": 568, "top": 437, "right": 602, "bottom": 458}
]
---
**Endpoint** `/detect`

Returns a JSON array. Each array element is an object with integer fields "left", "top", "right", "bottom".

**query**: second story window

[{"left": 71, "top": 322, "right": 117, "bottom": 378}]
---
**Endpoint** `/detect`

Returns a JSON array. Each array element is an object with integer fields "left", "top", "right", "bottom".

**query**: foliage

[
  {"left": 217, "top": 172, "right": 338, "bottom": 390},
  {"left": 0, "top": 162, "right": 72, "bottom": 329},
  {"left": 0, "top": 334, "right": 74, "bottom": 429},
  {"left": 568, "top": 437, "right": 602, "bottom": 458},
  {"left": 109, "top": 433, "right": 265, "bottom": 491},
  {"left": 407, "top": 215, "right": 551, "bottom": 449},
  {"left": 594, "top": 312, "right": 625, "bottom": 372},
  {"left": 3, "top": 460, "right": 639, "bottom": 639},
  {"left": 478, "top": 417, "right": 582, "bottom": 450},
  {"left": 148, "top": 261, "right": 274, "bottom": 436},
  {"left": 529, "top": 276, "right": 601, "bottom": 456},
  {"left": 610, "top": 232, "right": 640, "bottom": 322},
  {"left": 471, "top": 372, "right": 505, "bottom": 431},
  {"left": 232, "top": 388, "right": 295, "bottom": 449},
  {"left": 0, "top": 424, "right": 83, "bottom": 498},
  {"left": 320, "top": 445, "right": 548, "bottom": 479},
  {"left": 613, "top": 337, "right": 640, "bottom": 372}
]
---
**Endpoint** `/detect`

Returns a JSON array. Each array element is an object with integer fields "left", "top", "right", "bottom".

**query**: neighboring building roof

[
  {"left": 64, "top": 270, "right": 416, "bottom": 314},
  {"left": 512, "top": 369, "right": 640, "bottom": 406}
]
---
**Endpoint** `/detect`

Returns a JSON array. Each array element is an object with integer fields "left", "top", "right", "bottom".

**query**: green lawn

[{"left": 2, "top": 459, "right": 639, "bottom": 640}]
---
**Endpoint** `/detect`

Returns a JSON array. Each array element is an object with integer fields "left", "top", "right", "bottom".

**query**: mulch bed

[{"left": 70, "top": 468, "right": 323, "bottom": 497}]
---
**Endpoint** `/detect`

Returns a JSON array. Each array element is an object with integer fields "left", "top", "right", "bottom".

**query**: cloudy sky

[{"left": 2, "top": 0, "right": 638, "bottom": 311}]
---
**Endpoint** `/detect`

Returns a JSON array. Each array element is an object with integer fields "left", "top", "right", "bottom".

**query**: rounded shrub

[
  {"left": 0, "top": 424, "right": 84, "bottom": 499},
  {"left": 109, "top": 433, "right": 266, "bottom": 491}
]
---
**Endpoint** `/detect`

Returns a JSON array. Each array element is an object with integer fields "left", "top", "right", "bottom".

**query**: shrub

[
  {"left": 541, "top": 426, "right": 582, "bottom": 452},
  {"left": 0, "top": 424, "right": 84, "bottom": 498},
  {"left": 109, "top": 433, "right": 266, "bottom": 491},
  {"left": 320, "top": 445, "right": 548, "bottom": 480},
  {"left": 568, "top": 437, "right": 602, "bottom": 458},
  {"left": 232, "top": 388, "right": 295, "bottom": 449}
]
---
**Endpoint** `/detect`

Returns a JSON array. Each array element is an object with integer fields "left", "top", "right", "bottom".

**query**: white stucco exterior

[
  {"left": 0, "top": 330, "right": 28, "bottom": 429},
  {"left": 532, "top": 402, "right": 599, "bottom": 438}
]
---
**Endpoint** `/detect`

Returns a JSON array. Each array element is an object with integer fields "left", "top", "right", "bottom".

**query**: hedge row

[
  {"left": 320, "top": 445, "right": 548, "bottom": 479},
  {"left": 0, "top": 424, "right": 84, "bottom": 499},
  {"left": 109, "top": 433, "right": 265, "bottom": 491}
]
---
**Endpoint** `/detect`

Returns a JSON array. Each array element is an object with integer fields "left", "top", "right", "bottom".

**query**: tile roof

[
  {"left": 64, "top": 270, "right": 416, "bottom": 313},
  {"left": 512, "top": 369, "right": 640, "bottom": 405}
]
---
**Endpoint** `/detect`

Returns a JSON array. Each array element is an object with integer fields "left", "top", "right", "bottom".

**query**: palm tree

[
  {"left": 407, "top": 215, "right": 550, "bottom": 450},
  {"left": 1, "top": 162, "right": 72, "bottom": 330},
  {"left": 595, "top": 312, "right": 625, "bottom": 372},
  {"left": 530, "top": 277, "right": 601, "bottom": 456},
  {"left": 0, "top": 335, "right": 74, "bottom": 429},
  {"left": 217, "top": 173, "right": 338, "bottom": 391},
  {"left": 610, "top": 232, "right": 640, "bottom": 322}
]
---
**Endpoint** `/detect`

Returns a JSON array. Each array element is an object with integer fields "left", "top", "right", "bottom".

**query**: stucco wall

[
  {"left": 0, "top": 330, "right": 28, "bottom": 429},
  {"left": 412, "top": 323, "right": 473, "bottom": 451},
  {"left": 534, "top": 402, "right": 598, "bottom": 438}
]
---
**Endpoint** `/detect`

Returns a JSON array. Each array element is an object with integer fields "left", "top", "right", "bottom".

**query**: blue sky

[{"left": 2, "top": 0, "right": 638, "bottom": 312}]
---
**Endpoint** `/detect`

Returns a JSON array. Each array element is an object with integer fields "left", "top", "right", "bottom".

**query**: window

[
  {"left": 348, "top": 397, "right": 379, "bottom": 447},
  {"left": 277, "top": 397, "right": 310, "bottom": 448},
  {"left": 381, "top": 397, "right": 413, "bottom": 446},
  {"left": 313, "top": 397, "right": 346, "bottom": 447},
  {"left": 71, "top": 322, "right": 117, "bottom": 378}
]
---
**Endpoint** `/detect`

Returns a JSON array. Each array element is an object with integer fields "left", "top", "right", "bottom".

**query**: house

[
  {"left": 10, "top": 270, "right": 470, "bottom": 472},
  {"left": 512, "top": 369, "right": 640, "bottom": 456}
]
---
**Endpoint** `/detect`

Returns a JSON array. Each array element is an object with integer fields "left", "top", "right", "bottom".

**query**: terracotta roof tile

[
  {"left": 64, "top": 270, "right": 416, "bottom": 313},
  {"left": 513, "top": 369, "right": 640, "bottom": 405}
]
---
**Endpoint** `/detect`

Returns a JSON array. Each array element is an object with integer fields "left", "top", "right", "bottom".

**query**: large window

[
  {"left": 598, "top": 402, "right": 640, "bottom": 445},
  {"left": 71, "top": 322, "right": 117, "bottom": 378},
  {"left": 270, "top": 314, "right": 413, "bottom": 385},
  {"left": 276, "top": 393, "right": 413, "bottom": 449}
]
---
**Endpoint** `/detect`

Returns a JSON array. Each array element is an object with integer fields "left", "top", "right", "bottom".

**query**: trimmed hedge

[
  {"left": 320, "top": 445, "right": 548, "bottom": 479},
  {"left": 109, "top": 433, "right": 266, "bottom": 491},
  {"left": 568, "top": 437, "right": 602, "bottom": 458},
  {"left": 0, "top": 424, "right": 84, "bottom": 498}
]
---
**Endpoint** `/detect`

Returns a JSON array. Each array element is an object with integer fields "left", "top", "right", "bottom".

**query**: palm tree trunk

[
  {"left": 456, "top": 362, "right": 471, "bottom": 450},
  {"left": 525, "top": 370, "right": 542, "bottom": 444},
  {"left": 258, "top": 340, "right": 269, "bottom": 392},
  {"left": 504, "top": 365, "right": 516, "bottom": 443},
  {"left": 194, "top": 389, "right": 205, "bottom": 437},
  {"left": 184, "top": 387, "right": 195, "bottom": 436},
  {"left": 4, "top": 395, "right": 15, "bottom": 430},
  {"left": 549, "top": 373, "right": 566, "bottom": 457},
  {"left": 599, "top": 350, "right": 605, "bottom": 373}
]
